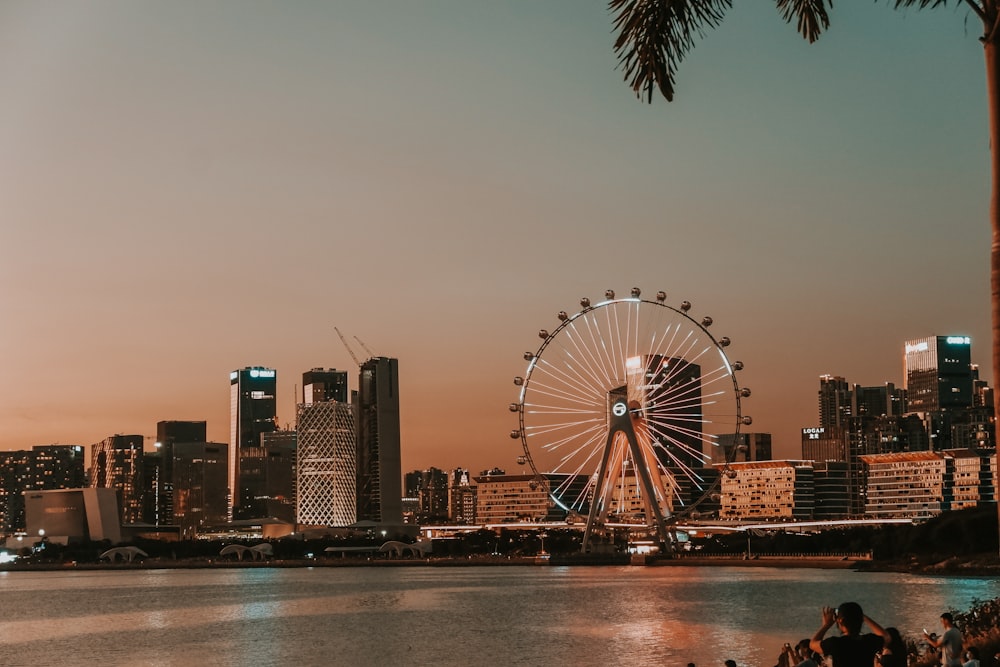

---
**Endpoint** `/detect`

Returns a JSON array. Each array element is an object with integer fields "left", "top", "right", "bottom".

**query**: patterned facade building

[{"left": 296, "top": 400, "right": 356, "bottom": 527}]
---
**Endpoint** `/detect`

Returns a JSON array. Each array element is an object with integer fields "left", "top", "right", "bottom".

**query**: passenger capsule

[
  {"left": 605, "top": 289, "right": 615, "bottom": 299},
  {"left": 523, "top": 352, "right": 535, "bottom": 361},
  {"left": 702, "top": 316, "right": 713, "bottom": 327},
  {"left": 509, "top": 403, "right": 520, "bottom": 412},
  {"left": 655, "top": 291, "right": 666, "bottom": 302},
  {"left": 514, "top": 376, "right": 524, "bottom": 386},
  {"left": 510, "top": 430, "right": 521, "bottom": 439},
  {"left": 733, "top": 361, "right": 744, "bottom": 371},
  {"left": 630, "top": 287, "right": 641, "bottom": 298},
  {"left": 740, "top": 387, "right": 752, "bottom": 398},
  {"left": 557, "top": 311, "right": 568, "bottom": 321},
  {"left": 680, "top": 301, "right": 691, "bottom": 312},
  {"left": 580, "top": 297, "right": 591, "bottom": 308},
  {"left": 742, "top": 415, "right": 753, "bottom": 426},
  {"left": 719, "top": 337, "right": 731, "bottom": 347},
  {"left": 517, "top": 456, "right": 526, "bottom": 465},
  {"left": 538, "top": 329, "right": 548, "bottom": 339}
]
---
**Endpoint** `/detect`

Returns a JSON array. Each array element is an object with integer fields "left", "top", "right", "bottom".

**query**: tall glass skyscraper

[
  {"left": 356, "top": 357, "right": 402, "bottom": 525},
  {"left": 229, "top": 367, "right": 277, "bottom": 519},
  {"left": 904, "top": 336, "right": 974, "bottom": 413}
]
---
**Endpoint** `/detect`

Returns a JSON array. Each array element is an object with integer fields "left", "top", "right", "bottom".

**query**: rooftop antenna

[{"left": 334, "top": 326, "right": 362, "bottom": 368}]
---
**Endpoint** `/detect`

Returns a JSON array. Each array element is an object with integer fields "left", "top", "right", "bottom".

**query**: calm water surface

[{"left": 0, "top": 565, "right": 997, "bottom": 666}]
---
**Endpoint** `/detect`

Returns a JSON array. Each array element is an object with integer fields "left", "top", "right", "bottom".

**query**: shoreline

[{"left": 4, "top": 553, "right": 999, "bottom": 575}]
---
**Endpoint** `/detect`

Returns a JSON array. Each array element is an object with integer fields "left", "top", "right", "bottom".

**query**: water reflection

[{"left": 0, "top": 566, "right": 996, "bottom": 666}]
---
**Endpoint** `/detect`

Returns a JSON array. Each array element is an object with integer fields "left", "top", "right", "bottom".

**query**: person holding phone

[{"left": 924, "top": 612, "right": 964, "bottom": 667}]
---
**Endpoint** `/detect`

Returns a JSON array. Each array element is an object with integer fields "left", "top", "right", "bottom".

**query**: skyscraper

[
  {"left": 146, "top": 420, "right": 208, "bottom": 526},
  {"left": 904, "top": 336, "right": 974, "bottom": 413},
  {"left": 229, "top": 367, "right": 277, "bottom": 519},
  {"left": 296, "top": 399, "right": 355, "bottom": 526},
  {"left": 818, "top": 375, "right": 852, "bottom": 429},
  {"left": 303, "top": 368, "right": 348, "bottom": 404},
  {"left": 90, "top": 434, "right": 144, "bottom": 524},
  {"left": 172, "top": 441, "right": 228, "bottom": 538},
  {"left": 356, "top": 357, "right": 402, "bottom": 525}
]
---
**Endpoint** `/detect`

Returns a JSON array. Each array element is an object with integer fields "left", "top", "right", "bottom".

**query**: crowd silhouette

[{"left": 699, "top": 598, "right": 1000, "bottom": 667}]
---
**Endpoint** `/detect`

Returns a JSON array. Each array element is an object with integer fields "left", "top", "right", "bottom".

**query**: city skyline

[{"left": 1, "top": 3, "right": 992, "bottom": 476}]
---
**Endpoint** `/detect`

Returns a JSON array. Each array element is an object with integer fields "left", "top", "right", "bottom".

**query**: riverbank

[{"left": 0, "top": 552, "right": 878, "bottom": 571}]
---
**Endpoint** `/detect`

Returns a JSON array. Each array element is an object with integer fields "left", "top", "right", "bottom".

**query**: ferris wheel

[{"left": 510, "top": 288, "right": 750, "bottom": 552}]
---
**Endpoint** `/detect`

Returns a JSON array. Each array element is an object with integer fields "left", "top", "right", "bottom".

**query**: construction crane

[
  {"left": 334, "top": 326, "right": 362, "bottom": 367},
  {"left": 353, "top": 336, "right": 376, "bottom": 359}
]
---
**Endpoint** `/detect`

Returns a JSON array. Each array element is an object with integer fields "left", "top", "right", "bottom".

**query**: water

[{"left": 0, "top": 565, "right": 996, "bottom": 666}]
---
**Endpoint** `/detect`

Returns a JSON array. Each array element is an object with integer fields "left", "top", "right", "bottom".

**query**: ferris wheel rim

[{"left": 512, "top": 289, "right": 748, "bottom": 524}]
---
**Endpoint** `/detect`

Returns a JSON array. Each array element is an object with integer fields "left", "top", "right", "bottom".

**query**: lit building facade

[
  {"left": 405, "top": 467, "right": 450, "bottom": 523},
  {"left": 356, "top": 357, "right": 402, "bottom": 525},
  {"left": 0, "top": 445, "right": 87, "bottom": 534},
  {"left": 303, "top": 368, "right": 348, "bottom": 404},
  {"left": 90, "top": 434, "right": 145, "bottom": 524},
  {"left": 296, "top": 400, "right": 356, "bottom": 527},
  {"left": 717, "top": 460, "right": 814, "bottom": 520},
  {"left": 860, "top": 451, "right": 951, "bottom": 519},
  {"left": 474, "top": 472, "right": 550, "bottom": 523},
  {"left": 904, "top": 336, "right": 974, "bottom": 413},
  {"left": 229, "top": 367, "right": 278, "bottom": 519},
  {"left": 145, "top": 420, "right": 208, "bottom": 526},
  {"left": 448, "top": 468, "right": 477, "bottom": 524},
  {"left": 172, "top": 442, "right": 229, "bottom": 538}
]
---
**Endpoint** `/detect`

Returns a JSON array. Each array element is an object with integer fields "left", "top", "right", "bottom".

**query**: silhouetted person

[{"left": 810, "top": 601, "right": 887, "bottom": 666}]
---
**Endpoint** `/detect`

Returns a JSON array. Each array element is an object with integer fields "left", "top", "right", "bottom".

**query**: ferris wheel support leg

[{"left": 582, "top": 426, "right": 618, "bottom": 553}]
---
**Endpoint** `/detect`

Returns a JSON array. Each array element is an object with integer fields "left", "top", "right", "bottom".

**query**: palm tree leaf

[
  {"left": 775, "top": 0, "right": 832, "bottom": 43},
  {"left": 609, "top": 0, "right": 733, "bottom": 102}
]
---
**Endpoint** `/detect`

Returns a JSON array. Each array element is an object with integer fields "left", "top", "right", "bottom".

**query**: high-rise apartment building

[
  {"left": 229, "top": 367, "right": 278, "bottom": 519},
  {"left": 259, "top": 430, "right": 297, "bottom": 522},
  {"left": 145, "top": 421, "right": 208, "bottom": 526},
  {"left": 90, "top": 434, "right": 145, "bottom": 524},
  {"left": 405, "top": 467, "right": 450, "bottom": 522},
  {"left": 303, "top": 368, "right": 349, "bottom": 404},
  {"left": 356, "top": 357, "right": 402, "bottom": 525},
  {"left": 297, "top": 399, "right": 356, "bottom": 527},
  {"left": 172, "top": 441, "right": 228, "bottom": 538},
  {"left": 904, "top": 336, "right": 974, "bottom": 413},
  {"left": 818, "top": 375, "right": 853, "bottom": 429},
  {"left": 0, "top": 446, "right": 87, "bottom": 533}
]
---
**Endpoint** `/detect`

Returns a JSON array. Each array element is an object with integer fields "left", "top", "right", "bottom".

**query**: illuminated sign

[
  {"left": 249, "top": 369, "right": 276, "bottom": 379},
  {"left": 945, "top": 336, "right": 971, "bottom": 345},
  {"left": 905, "top": 342, "right": 929, "bottom": 354},
  {"left": 802, "top": 427, "right": 825, "bottom": 441},
  {"left": 612, "top": 402, "right": 628, "bottom": 417},
  {"left": 230, "top": 372, "right": 238, "bottom": 381}
]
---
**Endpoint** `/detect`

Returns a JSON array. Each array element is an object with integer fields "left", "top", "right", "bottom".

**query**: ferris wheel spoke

[
  {"left": 560, "top": 326, "right": 620, "bottom": 393},
  {"left": 532, "top": 358, "right": 607, "bottom": 403},
  {"left": 524, "top": 377, "right": 602, "bottom": 409},
  {"left": 515, "top": 289, "right": 746, "bottom": 546}
]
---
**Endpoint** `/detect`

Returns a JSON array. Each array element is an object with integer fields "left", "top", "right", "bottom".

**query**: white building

[{"left": 296, "top": 400, "right": 356, "bottom": 526}]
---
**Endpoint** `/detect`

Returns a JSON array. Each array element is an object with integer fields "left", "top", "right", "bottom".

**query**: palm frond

[
  {"left": 775, "top": 0, "right": 832, "bottom": 43},
  {"left": 609, "top": 0, "right": 733, "bottom": 103}
]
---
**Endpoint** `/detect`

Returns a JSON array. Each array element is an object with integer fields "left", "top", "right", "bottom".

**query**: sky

[{"left": 0, "top": 1, "right": 992, "bottom": 476}]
